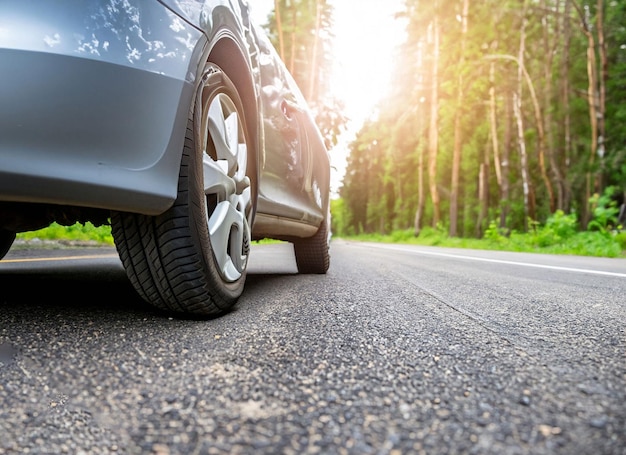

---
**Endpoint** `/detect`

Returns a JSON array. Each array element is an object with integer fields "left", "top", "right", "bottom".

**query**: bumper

[{"left": 0, "top": 1, "right": 203, "bottom": 214}]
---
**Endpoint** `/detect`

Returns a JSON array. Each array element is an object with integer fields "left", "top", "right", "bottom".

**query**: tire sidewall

[{"left": 188, "top": 64, "right": 252, "bottom": 300}]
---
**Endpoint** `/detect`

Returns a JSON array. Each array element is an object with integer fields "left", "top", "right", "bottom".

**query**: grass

[
  {"left": 13, "top": 222, "right": 283, "bottom": 248},
  {"left": 12, "top": 219, "right": 626, "bottom": 258},
  {"left": 337, "top": 226, "right": 626, "bottom": 258}
]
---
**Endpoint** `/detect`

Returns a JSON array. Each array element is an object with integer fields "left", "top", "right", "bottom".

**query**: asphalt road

[{"left": 0, "top": 241, "right": 624, "bottom": 454}]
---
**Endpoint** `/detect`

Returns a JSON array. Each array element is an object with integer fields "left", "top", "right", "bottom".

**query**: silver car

[{"left": 0, "top": 0, "right": 331, "bottom": 315}]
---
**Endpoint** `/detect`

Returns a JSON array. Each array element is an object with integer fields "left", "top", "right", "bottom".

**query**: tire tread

[
  {"left": 112, "top": 120, "right": 229, "bottom": 316},
  {"left": 293, "top": 219, "right": 330, "bottom": 274}
]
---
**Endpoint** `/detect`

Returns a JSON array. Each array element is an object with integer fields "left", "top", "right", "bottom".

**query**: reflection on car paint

[{"left": 0, "top": 0, "right": 201, "bottom": 81}]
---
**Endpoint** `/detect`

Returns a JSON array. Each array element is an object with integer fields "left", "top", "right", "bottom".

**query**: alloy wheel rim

[{"left": 201, "top": 89, "right": 251, "bottom": 282}]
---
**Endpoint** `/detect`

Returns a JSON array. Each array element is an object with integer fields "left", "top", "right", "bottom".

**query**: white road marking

[{"left": 361, "top": 243, "right": 626, "bottom": 278}]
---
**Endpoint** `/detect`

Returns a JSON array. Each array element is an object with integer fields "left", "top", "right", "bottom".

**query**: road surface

[{"left": 0, "top": 240, "right": 624, "bottom": 454}]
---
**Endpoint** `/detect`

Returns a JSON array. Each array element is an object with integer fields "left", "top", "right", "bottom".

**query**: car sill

[{"left": 252, "top": 213, "right": 318, "bottom": 240}]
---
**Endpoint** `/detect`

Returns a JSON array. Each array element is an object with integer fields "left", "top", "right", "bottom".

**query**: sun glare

[
  {"left": 251, "top": 0, "right": 405, "bottom": 131},
  {"left": 328, "top": 1, "right": 406, "bottom": 193},
  {"left": 330, "top": 1, "right": 406, "bottom": 133},
  {"left": 250, "top": 0, "right": 406, "bottom": 193}
]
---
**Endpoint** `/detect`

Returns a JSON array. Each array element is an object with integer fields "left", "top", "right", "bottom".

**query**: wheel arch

[{"left": 206, "top": 35, "right": 260, "bottom": 214}]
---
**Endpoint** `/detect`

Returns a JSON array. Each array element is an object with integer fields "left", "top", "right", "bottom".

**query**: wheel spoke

[
  {"left": 208, "top": 200, "right": 247, "bottom": 281},
  {"left": 203, "top": 154, "right": 235, "bottom": 199},
  {"left": 208, "top": 96, "right": 238, "bottom": 174},
  {"left": 236, "top": 143, "right": 247, "bottom": 181},
  {"left": 224, "top": 112, "right": 240, "bottom": 162}
]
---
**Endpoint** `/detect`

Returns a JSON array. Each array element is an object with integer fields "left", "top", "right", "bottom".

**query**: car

[{"left": 0, "top": 0, "right": 331, "bottom": 316}]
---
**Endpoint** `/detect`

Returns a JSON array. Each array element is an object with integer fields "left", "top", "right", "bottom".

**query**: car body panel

[
  {"left": 251, "top": 25, "right": 328, "bottom": 232},
  {"left": 0, "top": 48, "right": 193, "bottom": 214},
  {"left": 0, "top": 0, "right": 330, "bottom": 239},
  {"left": 0, "top": 0, "right": 202, "bottom": 214}
]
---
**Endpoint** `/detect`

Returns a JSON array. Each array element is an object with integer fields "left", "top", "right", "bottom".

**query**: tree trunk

[
  {"left": 485, "top": 51, "right": 552, "bottom": 216},
  {"left": 514, "top": 90, "right": 534, "bottom": 230},
  {"left": 573, "top": 1, "right": 600, "bottom": 228},
  {"left": 307, "top": 0, "right": 322, "bottom": 102},
  {"left": 273, "top": 0, "right": 285, "bottom": 59},
  {"left": 583, "top": 22, "right": 599, "bottom": 227},
  {"left": 542, "top": 0, "right": 565, "bottom": 211},
  {"left": 428, "top": 14, "right": 441, "bottom": 227},
  {"left": 499, "top": 93, "right": 513, "bottom": 231},
  {"left": 516, "top": 0, "right": 535, "bottom": 229},
  {"left": 414, "top": 143, "right": 426, "bottom": 236},
  {"left": 527, "top": 66, "right": 555, "bottom": 214},
  {"left": 596, "top": 0, "right": 607, "bottom": 193},
  {"left": 289, "top": 4, "right": 297, "bottom": 74},
  {"left": 489, "top": 60, "right": 502, "bottom": 188},
  {"left": 449, "top": 0, "right": 469, "bottom": 238},
  {"left": 560, "top": 0, "right": 573, "bottom": 212},
  {"left": 476, "top": 139, "right": 490, "bottom": 238}
]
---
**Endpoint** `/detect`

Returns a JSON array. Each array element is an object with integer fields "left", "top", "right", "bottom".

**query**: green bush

[
  {"left": 614, "top": 231, "right": 626, "bottom": 250},
  {"left": 16, "top": 222, "right": 114, "bottom": 245},
  {"left": 563, "top": 232, "right": 623, "bottom": 257},
  {"left": 545, "top": 210, "right": 578, "bottom": 238},
  {"left": 588, "top": 186, "right": 620, "bottom": 232},
  {"left": 390, "top": 229, "right": 415, "bottom": 243},
  {"left": 484, "top": 220, "right": 506, "bottom": 242},
  {"left": 525, "top": 211, "right": 578, "bottom": 248}
]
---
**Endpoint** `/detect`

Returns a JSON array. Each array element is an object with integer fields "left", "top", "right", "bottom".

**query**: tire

[
  {"left": 111, "top": 64, "right": 255, "bottom": 316},
  {"left": 0, "top": 229, "right": 16, "bottom": 260},
  {"left": 293, "top": 217, "right": 330, "bottom": 274}
]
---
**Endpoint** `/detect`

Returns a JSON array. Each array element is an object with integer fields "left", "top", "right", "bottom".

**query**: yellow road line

[{"left": 1, "top": 254, "right": 119, "bottom": 264}]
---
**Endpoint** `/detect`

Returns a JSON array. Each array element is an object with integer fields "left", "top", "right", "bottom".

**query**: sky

[{"left": 250, "top": 0, "right": 406, "bottom": 193}]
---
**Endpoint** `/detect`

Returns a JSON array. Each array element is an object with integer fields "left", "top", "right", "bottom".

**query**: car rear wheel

[
  {"left": 293, "top": 217, "right": 330, "bottom": 274},
  {"left": 111, "top": 64, "right": 254, "bottom": 316},
  {"left": 0, "top": 229, "right": 16, "bottom": 260}
]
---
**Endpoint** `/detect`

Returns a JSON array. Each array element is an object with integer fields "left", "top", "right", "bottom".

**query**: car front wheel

[{"left": 112, "top": 64, "right": 254, "bottom": 316}]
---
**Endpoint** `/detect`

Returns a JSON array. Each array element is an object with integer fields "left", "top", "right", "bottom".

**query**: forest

[{"left": 262, "top": 0, "right": 626, "bottom": 240}]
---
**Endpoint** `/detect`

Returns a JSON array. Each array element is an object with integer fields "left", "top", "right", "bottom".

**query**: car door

[{"left": 252, "top": 27, "right": 328, "bottom": 232}]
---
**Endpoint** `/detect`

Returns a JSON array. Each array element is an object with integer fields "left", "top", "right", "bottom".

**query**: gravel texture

[{"left": 0, "top": 241, "right": 624, "bottom": 454}]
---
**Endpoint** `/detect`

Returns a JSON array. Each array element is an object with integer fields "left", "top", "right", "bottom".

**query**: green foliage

[
  {"left": 399, "top": 208, "right": 623, "bottom": 257},
  {"left": 555, "top": 231, "right": 623, "bottom": 257},
  {"left": 389, "top": 229, "right": 417, "bottom": 243},
  {"left": 338, "top": 0, "right": 626, "bottom": 243},
  {"left": 545, "top": 210, "right": 578, "bottom": 238},
  {"left": 615, "top": 232, "right": 626, "bottom": 251},
  {"left": 521, "top": 211, "right": 580, "bottom": 248},
  {"left": 338, "top": 223, "right": 624, "bottom": 258},
  {"left": 588, "top": 186, "right": 621, "bottom": 232},
  {"left": 484, "top": 220, "right": 509, "bottom": 244},
  {"left": 605, "top": 0, "right": 626, "bottom": 189},
  {"left": 16, "top": 222, "right": 114, "bottom": 245},
  {"left": 330, "top": 197, "right": 348, "bottom": 236}
]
